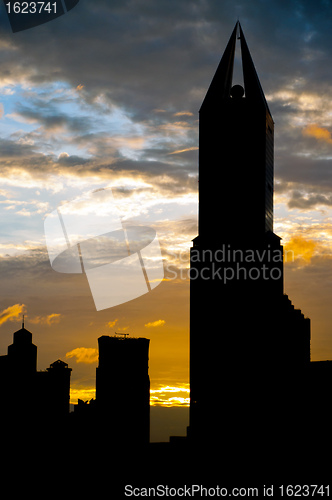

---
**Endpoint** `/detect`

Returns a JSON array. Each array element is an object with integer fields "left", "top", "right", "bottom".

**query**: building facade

[
  {"left": 0, "top": 322, "right": 72, "bottom": 430},
  {"left": 189, "top": 22, "right": 312, "bottom": 447},
  {"left": 96, "top": 334, "right": 150, "bottom": 445}
]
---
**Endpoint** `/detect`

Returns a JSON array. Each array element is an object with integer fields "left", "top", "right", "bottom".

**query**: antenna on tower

[
  {"left": 22, "top": 314, "right": 25, "bottom": 328},
  {"left": 237, "top": 20, "right": 241, "bottom": 40}
]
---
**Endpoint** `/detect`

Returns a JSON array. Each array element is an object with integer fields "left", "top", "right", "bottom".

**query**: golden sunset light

[
  {"left": 69, "top": 383, "right": 190, "bottom": 407},
  {"left": 150, "top": 385, "right": 190, "bottom": 407},
  {"left": 1, "top": 3, "right": 332, "bottom": 489}
]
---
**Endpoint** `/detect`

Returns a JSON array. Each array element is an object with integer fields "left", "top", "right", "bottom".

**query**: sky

[{"left": 1, "top": 0, "right": 332, "bottom": 442}]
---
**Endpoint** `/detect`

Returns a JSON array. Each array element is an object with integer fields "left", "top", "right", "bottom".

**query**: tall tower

[
  {"left": 96, "top": 334, "right": 150, "bottom": 446},
  {"left": 7, "top": 321, "right": 37, "bottom": 375},
  {"left": 189, "top": 23, "right": 310, "bottom": 445},
  {"left": 199, "top": 23, "right": 274, "bottom": 242}
]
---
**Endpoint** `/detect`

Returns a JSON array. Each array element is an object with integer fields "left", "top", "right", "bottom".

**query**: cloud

[
  {"left": 275, "top": 154, "right": 332, "bottom": 197},
  {"left": 7, "top": 2, "right": 332, "bottom": 208},
  {"left": 145, "top": 319, "right": 166, "bottom": 328},
  {"left": 107, "top": 319, "right": 118, "bottom": 328},
  {"left": 150, "top": 385, "right": 190, "bottom": 406},
  {"left": 284, "top": 235, "right": 317, "bottom": 264},
  {"left": 58, "top": 152, "right": 69, "bottom": 159},
  {"left": 1, "top": 0, "right": 332, "bottom": 133},
  {"left": 69, "top": 385, "right": 96, "bottom": 404},
  {"left": 65, "top": 347, "right": 99, "bottom": 364},
  {"left": 0, "top": 198, "right": 50, "bottom": 215},
  {"left": 29, "top": 313, "right": 62, "bottom": 325},
  {"left": 169, "top": 146, "right": 198, "bottom": 155},
  {"left": 0, "top": 103, "right": 4, "bottom": 119},
  {"left": 15, "top": 102, "right": 92, "bottom": 133},
  {"left": 117, "top": 326, "right": 129, "bottom": 332},
  {"left": 288, "top": 190, "right": 332, "bottom": 209},
  {"left": 302, "top": 124, "right": 332, "bottom": 144},
  {"left": 173, "top": 111, "right": 194, "bottom": 117},
  {"left": 0, "top": 304, "right": 26, "bottom": 326}
]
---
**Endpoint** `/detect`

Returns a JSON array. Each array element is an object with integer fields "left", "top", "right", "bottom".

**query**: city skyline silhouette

[{"left": 1, "top": 17, "right": 332, "bottom": 493}]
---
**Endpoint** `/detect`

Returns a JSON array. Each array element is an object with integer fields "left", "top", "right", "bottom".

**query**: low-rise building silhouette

[
  {"left": 0, "top": 321, "right": 151, "bottom": 447},
  {"left": 0, "top": 320, "right": 72, "bottom": 429}
]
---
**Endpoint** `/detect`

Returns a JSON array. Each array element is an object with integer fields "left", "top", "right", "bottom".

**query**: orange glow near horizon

[
  {"left": 284, "top": 235, "right": 317, "bottom": 264},
  {"left": 70, "top": 384, "right": 190, "bottom": 407},
  {"left": 70, "top": 386, "right": 96, "bottom": 404},
  {"left": 150, "top": 385, "right": 190, "bottom": 407}
]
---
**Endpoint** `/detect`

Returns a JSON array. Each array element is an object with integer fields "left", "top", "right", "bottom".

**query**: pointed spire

[
  {"left": 200, "top": 22, "right": 238, "bottom": 112},
  {"left": 239, "top": 23, "right": 272, "bottom": 116},
  {"left": 200, "top": 22, "right": 272, "bottom": 119},
  {"left": 22, "top": 314, "right": 25, "bottom": 329}
]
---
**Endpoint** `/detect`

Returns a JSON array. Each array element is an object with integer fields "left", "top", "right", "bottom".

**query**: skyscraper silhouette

[
  {"left": 96, "top": 334, "right": 150, "bottom": 446},
  {"left": 189, "top": 22, "right": 311, "bottom": 448}
]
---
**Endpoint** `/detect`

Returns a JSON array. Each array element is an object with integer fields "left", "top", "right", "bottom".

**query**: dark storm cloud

[
  {"left": 1, "top": 0, "right": 332, "bottom": 203},
  {"left": 288, "top": 190, "right": 332, "bottom": 209},
  {"left": 276, "top": 154, "right": 332, "bottom": 186},
  {"left": 275, "top": 151, "right": 332, "bottom": 209},
  {"left": 0, "top": 137, "right": 35, "bottom": 157},
  {"left": 1, "top": 0, "right": 331, "bottom": 116},
  {"left": 1, "top": 0, "right": 214, "bottom": 116},
  {"left": 56, "top": 153, "right": 90, "bottom": 166},
  {"left": 0, "top": 137, "right": 56, "bottom": 173},
  {"left": 276, "top": 141, "right": 331, "bottom": 191}
]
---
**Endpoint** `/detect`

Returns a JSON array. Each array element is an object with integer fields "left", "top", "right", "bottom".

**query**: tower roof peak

[{"left": 200, "top": 22, "right": 272, "bottom": 118}]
